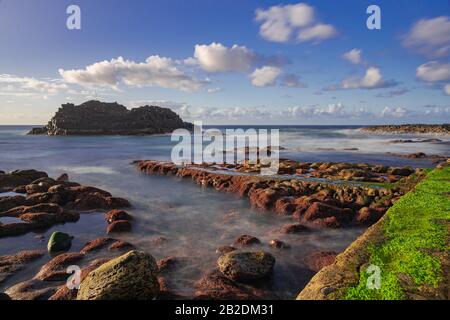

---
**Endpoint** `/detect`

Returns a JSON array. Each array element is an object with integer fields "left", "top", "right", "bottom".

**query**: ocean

[{"left": 0, "top": 125, "right": 448, "bottom": 298}]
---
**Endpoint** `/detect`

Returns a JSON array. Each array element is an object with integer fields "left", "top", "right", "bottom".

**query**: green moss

[{"left": 344, "top": 166, "right": 450, "bottom": 300}]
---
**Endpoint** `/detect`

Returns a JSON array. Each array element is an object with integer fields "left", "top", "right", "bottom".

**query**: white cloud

[
  {"left": 403, "top": 16, "right": 450, "bottom": 58},
  {"left": 424, "top": 105, "right": 450, "bottom": 115},
  {"left": 445, "top": 84, "right": 450, "bottom": 96},
  {"left": 255, "top": 2, "right": 336, "bottom": 43},
  {"left": 193, "top": 43, "right": 256, "bottom": 72},
  {"left": 342, "top": 49, "right": 363, "bottom": 65},
  {"left": 59, "top": 56, "right": 207, "bottom": 92},
  {"left": 297, "top": 23, "right": 337, "bottom": 43},
  {"left": 380, "top": 106, "right": 410, "bottom": 118},
  {"left": 207, "top": 87, "right": 222, "bottom": 94},
  {"left": 416, "top": 61, "right": 450, "bottom": 82},
  {"left": 250, "top": 66, "right": 281, "bottom": 87},
  {"left": 0, "top": 74, "right": 69, "bottom": 95},
  {"left": 328, "top": 67, "right": 396, "bottom": 90}
]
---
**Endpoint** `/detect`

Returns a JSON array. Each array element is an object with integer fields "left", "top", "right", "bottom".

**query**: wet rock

[
  {"left": 194, "top": 269, "right": 275, "bottom": 300},
  {"left": 303, "top": 202, "right": 354, "bottom": 226},
  {"left": 47, "top": 231, "right": 73, "bottom": 254},
  {"left": 0, "top": 170, "right": 48, "bottom": 192},
  {"left": 1, "top": 203, "right": 63, "bottom": 217},
  {"left": 274, "top": 197, "right": 296, "bottom": 215},
  {"left": 310, "top": 216, "right": 341, "bottom": 228},
  {"left": 105, "top": 209, "right": 132, "bottom": 223},
  {"left": 0, "top": 250, "right": 45, "bottom": 284},
  {"left": 0, "top": 196, "right": 27, "bottom": 213},
  {"left": 354, "top": 207, "right": 385, "bottom": 226},
  {"left": 108, "top": 240, "right": 133, "bottom": 251},
  {"left": 157, "top": 256, "right": 188, "bottom": 274},
  {"left": 35, "top": 252, "right": 84, "bottom": 281},
  {"left": 66, "top": 191, "right": 130, "bottom": 211},
  {"left": 279, "top": 223, "right": 310, "bottom": 234},
  {"left": 26, "top": 192, "right": 63, "bottom": 206},
  {"left": 216, "top": 246, "right": 237, "bottom": 254},
  {"left": 56, "top": 173, "right": 69, "bottom": 182},
  {"left": 5, "top": 279, "right": 58, "bottom": 300},
  {"left": 249, "top": 188, "right": 284, "bottom": 210},
  {"left": 234, "top": 235, "right": 261, "bottom": 247},
  {"left": 217, "top": 250, "right": 275, "bottom": 282},
  {"left": 106, "top": 220, "right": 132, "bottom": 234},
  {"left": 12, "top": 186, "right": 27, "bottom": 194},
  {"left": 269, "top": 239, "right": 290, "bottom": 249},
  {"left": 304, "top": 251, "right": 337, "bottom": 272},
  {"left": 80, "top": 237, "right": 115, "bottom": 254},
  {"left": 49, "top": 257, "right": 111, "bottom": 300},
  {"left": 389, "top": 167, "right": 414, "bottom": 176},
  {"left": 77, "top": 250, "right": 159, "bottom": 300}
]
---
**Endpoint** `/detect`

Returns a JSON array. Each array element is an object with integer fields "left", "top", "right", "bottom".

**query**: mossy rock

[
  {"left": 77, "top": 250, "right": 159, "bottom": 300},
  {"left": 47, "top": 231, "right": 73, "bottom": 254},
  {"left": 218, "top": 250, "right": 275, "bottom": 282}
]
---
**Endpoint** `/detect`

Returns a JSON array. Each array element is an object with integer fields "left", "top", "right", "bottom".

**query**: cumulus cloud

[
  {"left": 445, "top": 84, "right": 450, "bottom": 96},
  {"left": 0, "top": 74, "right": 69, "bottom": 95},
  {"left": 250, "top": 66, "right": 281, "bottom": 87},
  {"left": 297, "top": 23, "right": 337, "bottom": 43},
  {"left": 59, "top": 56, "right": 207, "bottom": 92},
  {"left": 327, "top": 67, "right": 396, "bottom": 90},
  {"left": 424, "top": 105, "right": 450, "bottom": 115},
  {"left": 403, "top": 16, "right": 450, "bottom": 58},
  {"left": 380, "top": 106, "right": 410, "bottom": 118},
  {"left": 342, "top": 49, "right": 363, "bottom": 65},
  {"left": 255, "top": 2, "right": 337, "bottom": 43},
  {"left": 416, "top": 61, "right": 450, "bottom": 82},
  {"left": 193, "top": 43, "right": 256, "bottom": 73},
  {"left": 128, "top": 100, "right": 445, "bottom": 123}
]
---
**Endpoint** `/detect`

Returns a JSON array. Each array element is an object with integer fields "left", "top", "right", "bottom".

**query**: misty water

[{"left": 0, "top": 125, "right": 448, "bottom": 298}]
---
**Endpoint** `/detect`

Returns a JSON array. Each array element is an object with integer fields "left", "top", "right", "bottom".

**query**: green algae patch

[{"left": 345, "top": 166, "right": 450, "bottom": 300}]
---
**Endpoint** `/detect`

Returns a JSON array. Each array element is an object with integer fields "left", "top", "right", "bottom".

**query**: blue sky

[{"left": 0, "top": 0, "right": 449, "bottom": 124}]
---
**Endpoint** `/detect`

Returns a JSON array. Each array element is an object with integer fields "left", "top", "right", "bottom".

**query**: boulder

[
  {"left": 279, "top": 223, "right": 310, "bottom": 234},
  {"left": 47, "top": 231, "right": 73, "bottom": 254},
  {"left": 80, "top": 237, "right": 115, "bottom": 254},
  {"left": 234, "top": 235, "right": 261, "bottom": 247},
  {"left": 77, "top": 250, "right": 160, "bottom": 300},
  {"left": 269, "top": 239, "right": 290, "bottom": 249},
  {"left": 105, "top": 209, "right": 132, "bottom": 223},
  {"left": 217, "top": 250, "right": 275, "bottom": 282},
  {"left": 194, "top": 269, "right": 275, "bottom": 300},
  {"left": 106, "top": 220, "right": 132, "bottom": 234}
]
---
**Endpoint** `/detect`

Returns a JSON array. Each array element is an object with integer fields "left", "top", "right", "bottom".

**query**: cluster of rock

[
  {"left": 210, "top": 159, "right": 417, "bottom": 183},
  {"left": 28, "top": 100, "right": 193, "bottom": 136},
  {"left": 135, "top": 160, "right": 422, "bottom": 228},
  {"left": 0, "top": 169, "right": 130, "bottom": 238},
  {"left": 362, "top": 124, "right": 450, "bottom": 135}
]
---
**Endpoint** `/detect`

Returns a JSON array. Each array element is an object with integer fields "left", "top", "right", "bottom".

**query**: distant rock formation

[
  {"left": 361, "top": 124, "right": 449, "bottom": 135},
  {"left": 28, "top": 100, "right": 193, "bottom": 135}
]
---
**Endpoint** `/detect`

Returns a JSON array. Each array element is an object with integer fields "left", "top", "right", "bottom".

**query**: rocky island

[{"left": 28, "top": 100, "right": 193, "bottom": 136}]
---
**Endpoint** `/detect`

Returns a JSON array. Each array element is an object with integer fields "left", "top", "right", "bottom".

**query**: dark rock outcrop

[{"left": 28, "top": 100, "right": 193, "bottom": 136}]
